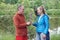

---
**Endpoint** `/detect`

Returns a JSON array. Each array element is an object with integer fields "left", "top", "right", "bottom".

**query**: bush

[
  {"left": 47, "top": 9, "right": 60, "bottom": 16},
  {"left": 51, "top": 34, "right": 60, "bottom": 40},
  {"left": 0, "top": 15, "right": 14, "bottom": 33},
  {"left": 0, "top": 3, "right": 17, "bottom": 15}
]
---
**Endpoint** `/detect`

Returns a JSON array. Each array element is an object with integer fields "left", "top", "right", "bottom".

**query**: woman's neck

[{"left": 40, "top": 13, "right": 44, "bottom": 16}]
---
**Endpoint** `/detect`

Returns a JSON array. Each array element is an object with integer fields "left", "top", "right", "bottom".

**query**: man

[{"left": 13, "top": 5, "right": 31, "bottom": 40}]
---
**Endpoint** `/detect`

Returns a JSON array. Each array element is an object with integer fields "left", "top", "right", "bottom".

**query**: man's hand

[{"left": 26, "top": 22, "right": 31, "bottom": 26}]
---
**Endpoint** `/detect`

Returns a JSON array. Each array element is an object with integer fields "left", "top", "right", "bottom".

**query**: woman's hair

[
  {"left": 34, "top": 6, "right": 38, "bottom": 16},
  {"left": 40, "top": 6, "right": 45, "bottom": 14},
  {"left": 34, "top": 6, "right": 45, "bottom": 16}
]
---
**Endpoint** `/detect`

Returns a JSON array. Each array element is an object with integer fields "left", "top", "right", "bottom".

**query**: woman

[{"left": 33, "top": 6, "right": 50, "bottom": 40}]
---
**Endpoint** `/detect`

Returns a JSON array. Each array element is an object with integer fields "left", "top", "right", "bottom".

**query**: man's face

[{"left": 18, "top": 6, "right": 24, "bottom": 14}]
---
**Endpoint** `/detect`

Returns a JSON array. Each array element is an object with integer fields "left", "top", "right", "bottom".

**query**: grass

[
  {"left": 0, "top": 33, "right": 60, "bottom": 40},
  {"left": 51, "top": 34, "right": 60, "bottom": 40},
  {"left": 0, "top": 33, "right": 15, "bottom": 40}
]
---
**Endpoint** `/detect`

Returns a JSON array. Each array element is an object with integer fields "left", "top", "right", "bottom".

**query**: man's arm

[{"left": 13, "top": 16, "right": 27, "bottom": 28}]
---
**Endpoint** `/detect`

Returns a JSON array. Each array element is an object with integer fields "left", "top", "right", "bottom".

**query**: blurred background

[{"left": 0, "top": 0, "right": 60, "bottom": 40}]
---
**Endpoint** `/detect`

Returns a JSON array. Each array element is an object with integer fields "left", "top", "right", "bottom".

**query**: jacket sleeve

[
  {"left": 43, "top": 15, "right": 49, "bottom": 34},
  {"left": 32, "top": 22, "right": 38, "bottom": 27},
  {"left": 13, "top": 16, "right": 27, "bottom": 28},
  {"left": 32, "top": 16, "right": 39, "bottom": 27}
]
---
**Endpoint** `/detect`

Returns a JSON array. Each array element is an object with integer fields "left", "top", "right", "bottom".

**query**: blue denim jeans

[{"left": 36, "top": 32, "right": 50, "bottom": 40}]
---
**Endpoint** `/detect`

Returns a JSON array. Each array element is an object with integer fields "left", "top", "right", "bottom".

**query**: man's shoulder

[{"left": 13, "top": 13, "right": 18, "bottom": 19}]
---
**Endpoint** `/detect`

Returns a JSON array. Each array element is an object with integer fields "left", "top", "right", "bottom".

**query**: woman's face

[{"left": 37, "top": 7, "right": 43, "bottom": 15}]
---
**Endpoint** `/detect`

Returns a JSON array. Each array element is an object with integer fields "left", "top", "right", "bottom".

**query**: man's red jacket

[{"left": 13, "top": 13, "right": 27, "bottom": 36}]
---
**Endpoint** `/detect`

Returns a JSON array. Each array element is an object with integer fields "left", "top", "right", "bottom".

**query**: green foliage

[
  {"left": 0, "top": 15, "right": 14, "bottom": 33},
  {"left": 51, "top": 34, "right": 60, "bottom": 40},
  {"left": 47, "top": 9, "right": 60, "bottom": 16},
  {"left": 3, "top": 0, "right": 18, "bottom": 4},
  {"left": 44, "top": 0, "right": 60, "bottom": 9},
  {"left": 28, "top": 25, "right": 36, "bottom": 39},
  {"left": 0, "top": 3, "right": 17, "bottom": 15},
  {"left": 0, "top": 0, "right": 60, "bottom": 39},
  {"left": 49, "top": 18, "right": 60, "bottom": 29}
]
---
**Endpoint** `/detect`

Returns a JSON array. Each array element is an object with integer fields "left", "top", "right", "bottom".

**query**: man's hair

[{"left": 17, "top": 4, "right": 23, "bottom": 10}]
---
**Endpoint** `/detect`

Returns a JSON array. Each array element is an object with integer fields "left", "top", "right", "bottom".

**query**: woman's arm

[
  {"left": 43, "top": 15, "right": 49, "bottom": 34},
  {"left": 32, "top": 22, "right": 38, "bottom": 27}
]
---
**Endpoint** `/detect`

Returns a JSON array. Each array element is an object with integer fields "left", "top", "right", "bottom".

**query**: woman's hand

[{"left": 41, "top": 33, "right": 46, "bottom": 39}]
